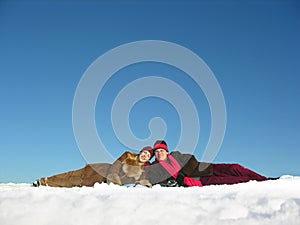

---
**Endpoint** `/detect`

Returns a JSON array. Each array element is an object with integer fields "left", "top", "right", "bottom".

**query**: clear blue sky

[{"left": 0, "top": 0, "right": 299, "bottom": 183}]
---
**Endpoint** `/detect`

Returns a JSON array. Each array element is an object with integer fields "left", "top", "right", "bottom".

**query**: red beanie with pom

[{"left": 153, "top": 142, "right": 168, "bottom": 152}]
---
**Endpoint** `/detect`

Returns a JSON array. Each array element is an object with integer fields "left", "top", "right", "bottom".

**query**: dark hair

[{"left": 153, "top": 140, "right": 167, "bottom": 146}]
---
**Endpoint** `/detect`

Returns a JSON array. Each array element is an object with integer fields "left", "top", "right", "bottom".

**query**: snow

[{"left": 1, "top": 176, "right": 300, "bottom": 225}]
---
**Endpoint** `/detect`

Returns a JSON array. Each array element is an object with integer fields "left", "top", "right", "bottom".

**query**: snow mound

[{"left": 1, "top": 176, "right": 300, "bottom": 225}]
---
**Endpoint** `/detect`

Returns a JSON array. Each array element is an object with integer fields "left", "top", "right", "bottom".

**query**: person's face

[
  {"left": 154, "top": 148, "right": 168, "bottom": 161},
  {"left": 139, "top": 150, "right": 151, "bottom": 163}
]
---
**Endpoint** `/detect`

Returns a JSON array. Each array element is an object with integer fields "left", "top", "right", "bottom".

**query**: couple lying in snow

[{"left": 33, "top": 140, "right": 273, "bottom": 188}]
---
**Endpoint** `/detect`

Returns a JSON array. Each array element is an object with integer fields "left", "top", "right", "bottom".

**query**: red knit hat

[
  {"left": 140, "top": 146, "right": 154, "bottom": 158},
  {"left": 153, "top": 140, "right": 168, "bottom": 152}
]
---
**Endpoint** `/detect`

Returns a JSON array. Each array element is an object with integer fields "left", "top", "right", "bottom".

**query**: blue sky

[{"left": 0, "top": 0, "right": 299, "bottom": 183}]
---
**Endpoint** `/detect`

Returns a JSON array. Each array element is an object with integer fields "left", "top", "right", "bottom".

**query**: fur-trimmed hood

[{"left": 106, "top": 151, "right": 151, "bottom": 186}]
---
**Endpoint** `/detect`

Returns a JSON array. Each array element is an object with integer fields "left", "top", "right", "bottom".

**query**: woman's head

[{"left": 138, "top": 146, "right": 154, "bottom": 163}]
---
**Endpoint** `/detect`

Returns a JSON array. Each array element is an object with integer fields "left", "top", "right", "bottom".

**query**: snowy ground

[{"left": 1, "top": 176, "right": 300, "bottom": 225}]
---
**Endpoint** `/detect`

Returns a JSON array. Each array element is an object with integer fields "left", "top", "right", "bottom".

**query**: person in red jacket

[{"left": 147, "top": 140, "right": 269, "bottom": 187}]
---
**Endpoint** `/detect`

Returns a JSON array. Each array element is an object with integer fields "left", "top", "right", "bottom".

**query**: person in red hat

[
  {"left": 147, "top": 140, "right": 269, "bottom": 187},
  {"left": 33, "top": 146, "right": 154, "bottom": 188},
  {"left": 148, "top": 140, "right": 206, "bottom": 187}
]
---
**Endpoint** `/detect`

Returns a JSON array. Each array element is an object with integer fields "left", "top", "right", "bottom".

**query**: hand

[
  {"left": 138, "top": 179, "right": 152, "bottom": 188},
  {"left": 176, "top": 171, "right": 186, "bottom": 186}
]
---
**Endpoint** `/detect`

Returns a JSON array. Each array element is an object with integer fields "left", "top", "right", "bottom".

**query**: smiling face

[
  {"left": 154, "top": 148, "right": 168, "bottom": 161},
  {"left": 138, "top": 150, "right": 151, "bottom": 163}
]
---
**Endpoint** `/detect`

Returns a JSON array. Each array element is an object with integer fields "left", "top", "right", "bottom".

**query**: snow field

[{"left": 0, "top": 175, "right": 300, "bottom": 225}]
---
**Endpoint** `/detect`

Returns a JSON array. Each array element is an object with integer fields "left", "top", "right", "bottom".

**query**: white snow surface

[{"left": 1, "top": 175, "right": 300, "bottom": 225}]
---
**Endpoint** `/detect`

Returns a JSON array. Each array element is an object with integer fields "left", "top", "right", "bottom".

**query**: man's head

[{"left": 153, "top": 140, "right": 168, "bottom": 161}]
